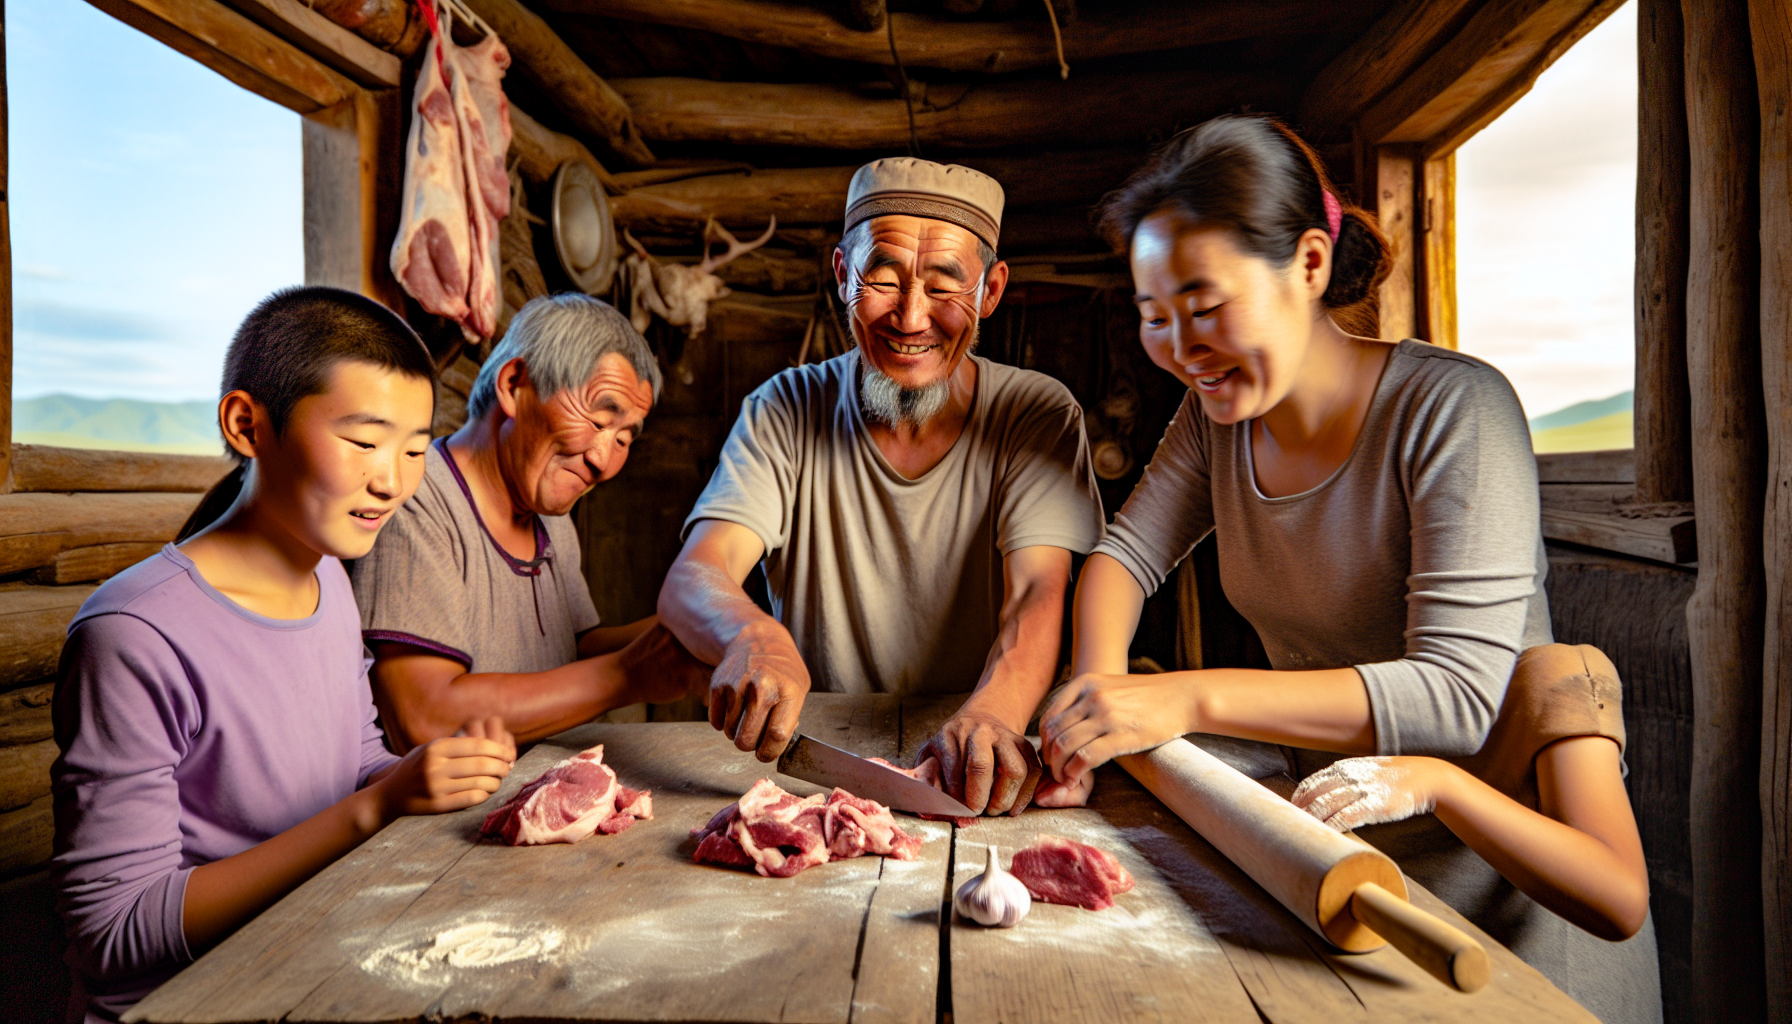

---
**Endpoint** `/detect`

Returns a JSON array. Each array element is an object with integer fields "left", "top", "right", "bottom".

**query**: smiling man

[
  {"left": 352, "top": 294, "right": 708, "bottom": 749},
  {"left": 658, "top": 159, "right": 1104, "bottom": 816}
]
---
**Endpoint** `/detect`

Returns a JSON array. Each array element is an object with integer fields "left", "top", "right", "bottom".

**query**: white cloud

[{"left": 1455, "top": 2, "right": 1638, "bottom": 420}]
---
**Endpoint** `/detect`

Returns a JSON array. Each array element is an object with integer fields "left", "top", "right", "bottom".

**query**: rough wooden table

[{"left": 128, "top": 694, "right": 1599, "bottom": 1024}]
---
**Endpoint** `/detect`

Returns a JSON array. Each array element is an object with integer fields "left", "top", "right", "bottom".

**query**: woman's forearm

[
  {"left": 1188, "top": 666, "right": 1375, "bottom": 752},
  {"left": 1428, "top": 755, "right": 1649, "bottom": 940},
  {"left": 1071, "top": 554, "right": 1147, "bottom": 676},
  {"left": 183, "top": 788, "right": 386, "bottom": 950}
]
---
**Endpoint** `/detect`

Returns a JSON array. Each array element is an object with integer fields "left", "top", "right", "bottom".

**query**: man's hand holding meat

[{"left": 659, "top": 159, "right": 1104, "bottom": 808}]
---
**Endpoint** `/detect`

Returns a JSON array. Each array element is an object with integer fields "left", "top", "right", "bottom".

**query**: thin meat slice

[
  {"left": 692, "top": 779, "right": 923, "bottom": 878},
  {"left": 480, "top": 744, "right": 652, "bottom": 845},
  {"left": 823, "top": 790, "right": 924, "bottom": 861},
  {"left": 1010, "top": 834, "right": 1136, "bottom": 911}
]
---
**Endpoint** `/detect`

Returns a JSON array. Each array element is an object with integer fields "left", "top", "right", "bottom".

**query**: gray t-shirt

[
  {"left": 686, "top": 350, "right": 1104, "bottom": 696},
  {"left": 352, "top": 440, "right": 600, "bottom": 673},
  {"left": 1094, "top": 340, "right": 1553, "bottom": 759}
]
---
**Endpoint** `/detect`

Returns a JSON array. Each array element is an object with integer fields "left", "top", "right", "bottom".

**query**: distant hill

[
  {"left": 1528, "top": 390, "right": 1633, "bottom": 454},
  {"left": 1528, "top": 390, "right": 1633, "bottom": 433},
  {"left": 14, "top": 394, "right": 222, "bottom": 455}
]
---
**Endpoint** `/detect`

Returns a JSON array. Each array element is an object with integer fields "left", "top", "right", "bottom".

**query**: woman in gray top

[{"left": 1037, "top": 116, "right": 1660, "bottom": 1022}]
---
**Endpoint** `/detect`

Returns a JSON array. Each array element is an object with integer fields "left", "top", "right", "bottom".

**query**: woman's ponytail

[
  {"left": 1322, "top": 207, "right": 1392, "bottom": 309},
  {"left": 176, "top": 462, "right": 247, "bottom": 543}
]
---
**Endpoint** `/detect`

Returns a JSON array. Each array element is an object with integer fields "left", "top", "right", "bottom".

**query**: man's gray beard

[
  {"left": 859, "top": 365, "right": 950, "bottom": 426},
  {"left": 852, "top": 319, "right": 976, "bottom": 427}
]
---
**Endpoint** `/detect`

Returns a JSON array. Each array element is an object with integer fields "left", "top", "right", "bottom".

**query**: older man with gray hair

[{"left": 354, "top": 293, "right": 706, "bottom": 750}]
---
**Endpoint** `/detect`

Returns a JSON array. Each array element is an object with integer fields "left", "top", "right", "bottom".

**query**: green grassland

[{"left": 14, "top": 395, "right": 222, "bottom": 455}]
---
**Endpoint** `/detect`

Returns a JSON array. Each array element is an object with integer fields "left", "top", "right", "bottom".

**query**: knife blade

[{"left": 776, "top": 735, "right": 977, "bottom": 818}]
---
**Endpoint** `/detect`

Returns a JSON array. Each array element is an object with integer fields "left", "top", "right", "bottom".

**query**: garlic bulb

[{"left": 955, "top": 845, "right": 1031, "bottom": 928}]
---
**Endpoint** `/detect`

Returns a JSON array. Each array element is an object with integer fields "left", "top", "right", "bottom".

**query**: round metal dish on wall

[{"left": 551, "top": 160, "right": 618, "bottom": 295}]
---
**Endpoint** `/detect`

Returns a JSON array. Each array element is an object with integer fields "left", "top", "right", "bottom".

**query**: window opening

[
  {"left": 8, "top": 0, "right": 303, "bottom": 454},
  {"left": 1454, "top": 2, "right": 1637, "bottom": 453}
]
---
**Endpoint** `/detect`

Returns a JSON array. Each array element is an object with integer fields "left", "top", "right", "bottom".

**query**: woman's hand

[
  {"left": 371, "top": 720, "right": 516, "bottom": 823},
  {"left": 1290, "top": 756, "right": 1451, "bottom": 831},
  {"left": 1038, "top": 671, "right": 1200, "bottom": 787}
]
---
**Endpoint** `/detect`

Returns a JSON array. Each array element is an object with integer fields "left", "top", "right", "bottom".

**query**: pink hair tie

[{"left": 1322, "top": 190, "right": 1343, "bottom": 243}]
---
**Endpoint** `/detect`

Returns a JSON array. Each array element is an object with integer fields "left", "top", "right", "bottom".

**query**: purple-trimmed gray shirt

[
  {"left": 350, "top": 440, "right": 600, "bottom": 674},
  {"left": 51, "top": 545, "right": 398, "bottom": 1022}
]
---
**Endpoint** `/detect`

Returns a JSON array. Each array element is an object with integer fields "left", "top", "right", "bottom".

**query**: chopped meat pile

[
  {"left": 480, "top": 744, "right": 652, "bottom": 846},
  {"left": 692, "top": 779, "right": 924, "bottom": 878},
  {"left": 1033, "top": 771, "right": 1095, "bottom": 808},
  {"left": 866, "top": 757, "right": 979, "bottom": 826},
  {"left": 1010, "top": 834, "right": 1136, "bottom": 911}
]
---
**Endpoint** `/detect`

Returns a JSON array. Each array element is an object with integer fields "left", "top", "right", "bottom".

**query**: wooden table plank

[
  {"left": 132, "top": 696, "right": 946, "bottom": 1024},
  {"left": 949, "top": 769, "right": 1264, "bottom": 1024}
]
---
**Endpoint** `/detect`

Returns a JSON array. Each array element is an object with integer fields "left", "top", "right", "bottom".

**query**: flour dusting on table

[{"left": 361, "top": 921, "right": 567, "bottom": 984}]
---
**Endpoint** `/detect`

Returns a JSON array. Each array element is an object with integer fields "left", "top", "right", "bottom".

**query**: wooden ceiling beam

[
  {"left": 540, "top": 0, "right": 1384, "bottom": 74},
  {"left": 1296, "top": 0, "right": 1481, "bottom": 141},
  {"left": 461, "top": 0, "right": 656, "bottom": 166},
  {"left": 611, "top": 68, "right": 1290, "bottom": 151},
  {"left": 1357, "top": 0, "right": 1626, "bottom": 155},
  {"left": 83, "top": 0, "right": 357, "bottom": 113},
  {"left": 217, "top": 0, "right": 399, "bottom": 88},
  {"left": 609, "top": 148, "right": 1147, "bottom": 234}
]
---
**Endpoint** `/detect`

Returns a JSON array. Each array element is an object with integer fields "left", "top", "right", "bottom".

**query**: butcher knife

[{"left": 777, "top": 735, "right": 978, "bottom": 818}]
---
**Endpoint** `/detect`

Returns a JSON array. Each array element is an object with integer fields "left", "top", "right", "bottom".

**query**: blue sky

[
  {"left": 1456, "top": 2, "right": 1637, "bottom": 419},
  {"left": 8, "top": 0, "right": 303, "bottom": 402}
]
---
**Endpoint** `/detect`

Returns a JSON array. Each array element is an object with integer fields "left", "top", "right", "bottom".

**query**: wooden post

[
  {"left": 1637, "top": 0, "right": 1694, "bottom": 503},
  {"left": 1420, "top": 153, "right": 1457, "bottom": 349},
  {"left": 1375, "top": 145, "right": 1418, "bottom": 341},
  {"left": 301, "top": 88, "right": 404, "bottom": 311},
  {"left": 0, "top": 0, "right": 12, "bottom": 491},
  {"left": 1747, "top": 0, "right": 1792, "bottom": 1016},
  {"left": 1681, "top": 0, "right": 1768, "bottom": 1018}
]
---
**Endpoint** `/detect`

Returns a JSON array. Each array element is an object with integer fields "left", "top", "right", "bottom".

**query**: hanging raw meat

[
  {"left": 447, "top": 30, "right": 511, "bottom": 340},
  {"left": 389, "top": 1, "right": 512, "bottom": 340},
  {"left": 389, "top": 4, "right": 470, "bottom": 326}
]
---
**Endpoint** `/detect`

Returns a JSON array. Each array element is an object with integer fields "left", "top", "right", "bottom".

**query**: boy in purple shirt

[{"left": 52, "top": 288, "right": 517, "bottom": 1022}]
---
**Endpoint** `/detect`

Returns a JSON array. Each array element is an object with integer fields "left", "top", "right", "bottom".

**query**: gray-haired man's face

[{"left": 495, "top": 351, "right": 654, "bottom": 516}]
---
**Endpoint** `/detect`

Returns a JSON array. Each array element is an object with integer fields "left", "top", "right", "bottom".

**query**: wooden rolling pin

[{"left": 1118, "top": 738, "right": 1491, "bottom": 993}]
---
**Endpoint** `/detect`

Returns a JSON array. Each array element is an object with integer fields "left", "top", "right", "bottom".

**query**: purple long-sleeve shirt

[{"left": 51, "top": 545, "right": 400, "bottom": 1022}]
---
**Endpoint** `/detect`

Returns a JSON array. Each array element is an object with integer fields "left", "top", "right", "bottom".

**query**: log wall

[
  {"left": 0, "top": 448, "right": 229, "bottom": 885},
  {"left": 1679, "top": 0, "right": 1768, "bottom": 1018},
  {"left": 1747, "top": 1, "right": 1792, "bottom": 1015}
]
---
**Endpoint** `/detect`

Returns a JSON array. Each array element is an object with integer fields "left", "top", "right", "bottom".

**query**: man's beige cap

[{"left": 844, "top": 158, "right": 1004, "bottom": 249}]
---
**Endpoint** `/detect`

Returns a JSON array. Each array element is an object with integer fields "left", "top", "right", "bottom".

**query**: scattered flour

[
  {"left": 358, "top": 882, "right": 431, "bottom": 900},
  {"left": 361, "top": 921, "right": 567, "bottom": 985}
]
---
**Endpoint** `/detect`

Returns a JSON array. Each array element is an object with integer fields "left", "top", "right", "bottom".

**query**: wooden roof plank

[
  {"left": 539, "top": 0, "right": 1385, "bottom": 75},
  {"left": 608, "top": 149, "right": 1144, "bottom": 234},
  {"left": 611, "top": 67, "right": 1290, "bottom": 152},
  {"left": 462, "top": 0, "right": 657, "bottom": 166},
  {"left": 216, "top": 0, "right": 400, "bottom": 88},
  {"left": 1297, "top": 0, "right": 1482, "bottom": 140},
  {"left": 82, "top": 0, "right": 358, "bottom": 114},
  {"left": 1357, "top": 0, "right": 1625, "bottom": 153}
]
